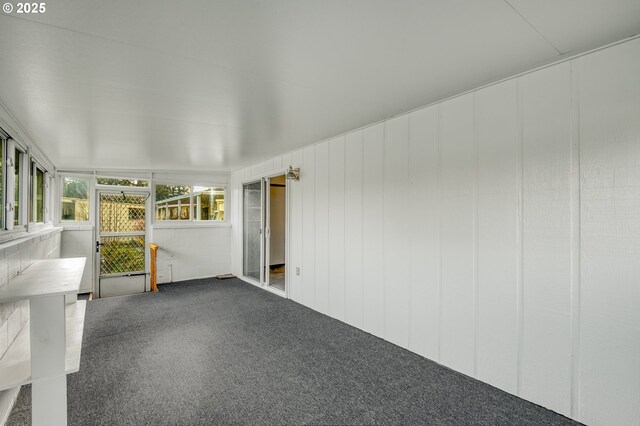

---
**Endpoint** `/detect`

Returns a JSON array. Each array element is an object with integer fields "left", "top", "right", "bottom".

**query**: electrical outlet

[{"left": 296, "top": 267, "right": 300, "bottom": 276}]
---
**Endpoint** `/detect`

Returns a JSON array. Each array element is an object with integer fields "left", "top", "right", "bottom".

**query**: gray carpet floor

[{"left": 7, "top": 278, "right": 580, "bottom": 425}]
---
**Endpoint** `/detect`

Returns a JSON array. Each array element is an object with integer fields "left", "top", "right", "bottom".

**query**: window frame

[
  {"left": 153, "top": 181, "right": 227, "bottom": 227},
  {"left": 12, "top": 144, "right": 27, "bottom": 229},
  {"left": 31, "top": 161, "right": 46, "bottom": 224},
  {"left": 0, "top": 125, "right": 52, "bottom": 243},
  {"left": 0, "top": 133, "right": 29, "bottom": 234},
  {"left": 95, "top": 176, "right": 150, "bottom": 188},
  {"left": 58, "top": 174, "right": 93, "bottom": 224}
]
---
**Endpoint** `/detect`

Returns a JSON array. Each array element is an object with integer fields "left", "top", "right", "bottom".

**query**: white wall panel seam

[
  {"left": 436, "top": 105, "right": 443, "bottom": 363},
  {"left": 382, "top": 122, "right": 387, "bottom": 341},
  {"left": 568, "top": 60, "right": 582, "bottom": 420},
  {"left": 473, "top": 92, "right": 480, "bottom": 378},
  {"left": 516, "top": 78, "right": 525, "bottom": 396},
  {"left": 301, "top": 161, "right": 305, "bottom": 301},
  {"left": 343, "top": 139, "right": 347, "bottom": 323},
  {"left": 407, "top": 116, "right": 413, "bottom": 352},
  {"left": 360, "top": 133, "right": 365, "bottom": 329}
]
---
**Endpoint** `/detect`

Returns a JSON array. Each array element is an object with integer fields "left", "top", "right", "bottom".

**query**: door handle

[{"left": 96, "top": 241, "right": 104, "bottom": 253}]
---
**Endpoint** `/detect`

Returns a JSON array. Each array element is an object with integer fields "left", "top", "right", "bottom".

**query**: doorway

[
  {"left": 96, "top": 191, "right": 149, "bottom": 298},
  {"left": 267, "top": 175, "right": 286, "bottom": 292},
  {"left": 242, "top": 174, "right": 287, "bottom": 294}
]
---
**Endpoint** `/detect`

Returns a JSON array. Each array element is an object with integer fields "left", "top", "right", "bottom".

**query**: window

[
  {"left": 0, "top": 126, "right": 49, "bottom": 234},
  {"left": 96, "top": 177, "right": 149, "bottom": 187},
  {"left": 0, "top": 136, "right": 3, "bottom": 228},
  {"left": 193, "top": 186, "right": 225, "bottom": 221},
  {"left": 32, "top": 163, "right": 45, "bottom": 223},
  {"left": 155, "top": 184, "right": 225, "bottom": 222},
  {"left": 61, "top": 176, "right": 90, "bottom": 222},
  {"left": 155, "top": 185, "right": 191, "bottom": 221},
  {"left": 14, "top": 148, "right": 23, "bottom": 225}
]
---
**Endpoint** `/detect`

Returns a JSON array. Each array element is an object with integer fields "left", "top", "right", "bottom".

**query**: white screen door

[{"left": 97, "top": 191, "right": 148, "bottom": 298}]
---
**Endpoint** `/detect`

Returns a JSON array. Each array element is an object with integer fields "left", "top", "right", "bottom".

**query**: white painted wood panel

[
  {"left": 383, "top": 116, "right": 411, "bottom": 348},
  {"left": 301, "top": 146, "right": 316, "bottom": 309},
  {"left": 328, "top": 137, "right": 346, "bottom": 321},
  {"left": 344, "top": 131, "right": 364, "bottom": 329},
  {"left": 153, "top": 228, "right": 231, "bottom": 283},
  {"left": 289, "top": 150, "right": 304, "bottom": 303},
  {"left": 438, "top": 95, "right": 476, "bottom": 377},
  {"left": 520, "top": 63, "right": 572, "bottom": 417},
  {"left": 314, "top": 142, "right": 330, "bottom": 315},
  {"left": 229, "top": 173, "right": 240, "bottom": 276},
  {"left": 362, "top": 123, "right": 385, "bottom": 337},
  {"left": 475, "top": 80, "right": 519, "bottom": 394},
  {"left": 408, "top": 106, "right": 440, "bottom": 360},
  {"left": 227, "top": 38, "right": 640, "bottom": 426},
  {"left": 577, "top": 39, "right": 640, "bottom": 426}
]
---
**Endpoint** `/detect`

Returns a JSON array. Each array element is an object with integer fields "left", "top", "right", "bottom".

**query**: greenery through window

[
  {"left": 0, "top": 138, "right": 3, "bottom": 228},
  {"left": 14, "top": 149, "right": 21, "bottom": 225},
  {"left": 61, "top": 176, "right": 90, "bottom": 221},
  {"left": 155, "top": 184, "right": 224, "bottom": 222},
  {"left": 96, "top": 177, "right": 149, "bottom": 187},
  {"left": 35, "top": 167, "right": 44, "bottom": 223}
]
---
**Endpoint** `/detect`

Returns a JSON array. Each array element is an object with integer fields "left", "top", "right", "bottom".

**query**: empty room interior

[{"left": 0, "top": 1, "right": 638, "bottom": 425}]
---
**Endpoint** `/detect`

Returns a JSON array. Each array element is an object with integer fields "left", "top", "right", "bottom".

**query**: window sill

[
  {"left": 57, "top": 223, "right": 94, "bottom": 231},
  {"left": 152, "top": 221, "right": 230, "bottom": 230},
  {"left": 0, "top": 226, "right": 62, "bottom": 250}
]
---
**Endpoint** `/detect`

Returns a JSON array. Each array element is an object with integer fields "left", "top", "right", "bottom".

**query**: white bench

[{"left": 0, "top": 258, "right": 86, "bottom": 426}]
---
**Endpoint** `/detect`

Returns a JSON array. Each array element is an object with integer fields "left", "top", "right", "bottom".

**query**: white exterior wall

[{"left": 230, "top": 38, "right": 640, "bottom": 426}]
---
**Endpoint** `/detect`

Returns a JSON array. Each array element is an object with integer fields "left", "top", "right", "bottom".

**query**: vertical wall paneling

[
  {"left": 302, "top": 146, "right": 316, "bottom": 309},
  {"left": 362, "top": 123, "right": 385, "bottom": 337},
  {"left": 344, "top": 131, "right": 364, "bottom": 329},
  {"left": 230, "top": 173, "right": 241, "bottom": 275},
  {"left": 289, "top": 150, "right": 304, "bottom": 303},
  {"left": 438, "top": 95, "right": 476, "bottom": 376},
  {"left": 408, "top": 106, "right": 440, "bottom": 360},
  {"left": 520, "top": 63, "right": 573, "bottom": 417},
  {"left": 383, "top": 116, "right": 411, "bottom": 348},
  {"left": 475, "top": 80, "right": 519, "bottom": 393},
  {"left": 328, "top": 137, "right": 346, "bottom": 321},
  {"left": 314, "top": 142, "right": 330, "bottom": 315},
  {"left": 516, "top": 79, "right": 525, "bottom": 396},
  {"left": 577, "top": 39, "right": 640, "bottom": 426},
  {"left": 227, "top": 39, "right": 640, "bottom": 426},
  {"left": 569, "top": 61, "right": 582, "bottom": 420}
]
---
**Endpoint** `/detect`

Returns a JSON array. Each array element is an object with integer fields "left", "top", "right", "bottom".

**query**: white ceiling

[{"left": 0, "top": 0, "right": 638, "bottom": 172}]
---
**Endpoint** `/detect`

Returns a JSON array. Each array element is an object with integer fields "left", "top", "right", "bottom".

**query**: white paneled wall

[
  {"left": 344, "top": 131, "right": 363, "bottom": 330},
  {"left": 577, "top": 40, "right": 640, "bottom": 426},
  {"left": 407, "top": 106, "right": 439, "bottom": 361},
  {"left": 153, "top": 227, "right": 231, "bottom": 284},
  {"left": 230, "top": 38, "right": 640, "bottom": 426},
  {"left": 361, "top": 124, "right": 385, "bottom": 337},
  {"left": 475, "top": 80, "right": 519, "bottom": 394},
  {"left": 439, "top": 94, "right": 476, "bottom": 377},
  {"left": 520, "top": 62, "right": 574, "bottom": 416},
  {"left": 328, "top": 137, "right": 346, "bottom": 322},
  {"left": 383, "top": 116, "right": 410, "bottom": 349}
]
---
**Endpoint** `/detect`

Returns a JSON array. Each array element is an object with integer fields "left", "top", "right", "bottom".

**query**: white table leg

[{"left": 30, "top": 295, "right": 67, "bottom": 426}]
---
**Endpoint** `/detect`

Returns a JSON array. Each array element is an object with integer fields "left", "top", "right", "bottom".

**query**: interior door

[
  {"left": 97, "top": 191, "right": 148, "bottom": 298},
  {"left": 264, "top": 177, "right": 271, "bottom": 288}
]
